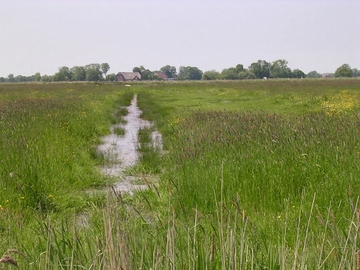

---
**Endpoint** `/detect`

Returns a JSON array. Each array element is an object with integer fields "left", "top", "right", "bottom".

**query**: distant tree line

[
  {"left": 0, "top": 63, "right": 113, "bottom": 83},
  {"left": 201, "top": 60, "right": 360, "bottom": 80},
  {"left": 1, "top": 60, "right": 359, "bottom": 83}
]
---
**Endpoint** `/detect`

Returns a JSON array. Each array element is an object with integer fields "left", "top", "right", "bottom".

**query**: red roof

[{"left": 155, "top": 72, "right": 168, "bottom": 80}]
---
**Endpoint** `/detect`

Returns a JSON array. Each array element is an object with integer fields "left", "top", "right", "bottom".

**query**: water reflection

[{"left": 97, "top": 94, "right": 162, "bottom": 194}]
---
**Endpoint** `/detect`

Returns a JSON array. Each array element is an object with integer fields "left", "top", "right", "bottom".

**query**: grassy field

[{"left": 1, "top": 79, "right": 360, "bottom": 269}]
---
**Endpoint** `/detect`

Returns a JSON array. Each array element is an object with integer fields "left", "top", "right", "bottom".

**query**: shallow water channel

[{"left": 97, "top": 94, "right": 162, "bottom": 194}]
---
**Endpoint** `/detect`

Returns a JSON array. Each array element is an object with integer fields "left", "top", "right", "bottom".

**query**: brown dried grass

[{"left": 0, "top": 249, "right": 27, "bottom": 268}]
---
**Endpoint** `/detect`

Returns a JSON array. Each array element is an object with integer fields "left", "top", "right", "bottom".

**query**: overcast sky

[{"left": 1, "top": 0, "right": 359, "bottom": 77}]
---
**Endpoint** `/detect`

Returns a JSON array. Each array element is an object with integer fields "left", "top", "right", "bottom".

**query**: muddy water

[{"left": 97, "top": 94, "right": 162, "bottom": 194}]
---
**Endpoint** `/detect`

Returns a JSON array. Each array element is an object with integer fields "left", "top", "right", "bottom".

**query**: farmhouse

[
  {"left": 154, "top": 72, "right": 168, "bottom": 80},
  {"left": 116, "top": 72, "right": 141, "bottom": 81},
  {"left": 154, "top": 72, "right": 175, "bottom": 81}
]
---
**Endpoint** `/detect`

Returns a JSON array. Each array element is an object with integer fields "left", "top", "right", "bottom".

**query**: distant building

[
  {"left": 154, "top": 72, "right": 168, "bottom": 80},
  {"left": 116, "top": 72, "right": 141, "bottom": 81}
]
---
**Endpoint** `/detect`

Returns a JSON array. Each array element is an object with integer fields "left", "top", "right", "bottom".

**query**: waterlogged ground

[{"left": 97, "top": 94, "right": 162, "bottom": 194}]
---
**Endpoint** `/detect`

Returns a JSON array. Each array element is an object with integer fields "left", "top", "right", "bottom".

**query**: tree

[
  {"left": 270, "top": 59, "right": 292, "bottom": 78},
  {"left": 53, "top": 67, "right": 72, "bottom": 81},
  {"left": 221, "top": 68, "right": 239, "bottom": 80},
  {"left": 70, "top": 66, "right": 86, "bottom": 81},
  {"left": 101, "top": 63, "right": 110, "bottom": 79},
  {"left": 132, "top": 66, "right": 155, "bottom": 80},
  {"left": 160, "top": 65, "right": 177, "bottom": 78},
  {"left": 248, "top": 60, "right": 271, "bottom": 79},
  {"left": 334, "top": 64, "right": 353, "bottom": 77},
  {"left": 41, "top": 75, "right": 52, "bottom": 82},
  {"left": 202, "top": 70, "right": 220, "bottom": 80},
  {"left": 32, "top": 72, "right": 41, "bottom": 82},
  {"left": 133, "top": 67, "right": 142, "bottom": 74},
  {"left": 133, "top": 66, "right": 146, "bottom": 75},
  {"left": 236, "top": 64, "right": 244, "bottom": 72},
  {"left": 106, "top": 73, "right": 116, "bottom": 81},
  {"left": 306, "top": 70, "right": 321, "bottom": 78},
  {"left": 85, "top": 64, "right": 102, "bottom": 81},
  {"left": 8, "top": 74, "right": 14, "bottom": 82},
  {"left": 353, "top": 68, "right": 360, "bottom": 77},
  {"left": 238, "top": 70, "right": 256, "bottom": 80},
  {"left": 15, "top": 75, "right": 30, "bottom": 82},
  {"left": 141, "top": 69, "right": 154, "bottom": 80},
  {"left": 86, "top": 69, "right": 102, "bottom": 81},
  {"left": 292, "top": 69, "right": 305, "bottom": 78},
  {"left": 177, "top": 66, "right": 203, "bottom": 80}
]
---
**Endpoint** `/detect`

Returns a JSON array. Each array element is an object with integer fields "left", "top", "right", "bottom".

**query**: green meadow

[{"left": 1, "top": 79, "right": 360, "bottom": 269}]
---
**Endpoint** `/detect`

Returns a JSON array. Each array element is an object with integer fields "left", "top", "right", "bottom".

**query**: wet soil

[{"left": 97, "top": 94, "right": 162, "bottom": 194}]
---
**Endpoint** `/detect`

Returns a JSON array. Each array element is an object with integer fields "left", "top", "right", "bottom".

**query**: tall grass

[
  {"left": 128, "top": 80, "right": 360, "bottom": 269},
  {"left": 167, "top": 110, "right": 360, "bottom": 214},
  {"left": 1, "top": 80, "right": 360, "bottom": 268},
  {"left": 0, "top": 83, "right": 131, "bottom": 268},
  {"left": 0, "top": 84, "right": 120, "bottom": 212}
]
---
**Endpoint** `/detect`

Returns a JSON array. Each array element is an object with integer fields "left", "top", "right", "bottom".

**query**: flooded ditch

[{"left": 97, "top": 94, "right": 162, "bottom": 195}]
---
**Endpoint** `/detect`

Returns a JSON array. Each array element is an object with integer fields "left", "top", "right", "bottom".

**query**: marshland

[{"left": 1, "top": 79, "right": 360, "bottom": 269}]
